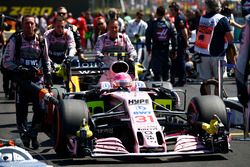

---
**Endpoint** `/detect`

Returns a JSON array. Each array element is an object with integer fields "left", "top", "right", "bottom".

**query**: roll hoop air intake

[{"left": 110, "top": 61, "right": 129, "bottom": 74}]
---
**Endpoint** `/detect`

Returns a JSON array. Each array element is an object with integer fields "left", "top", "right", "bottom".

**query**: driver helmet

[{"left": 112, "top": 72, "right": 132, "bottom": 88}]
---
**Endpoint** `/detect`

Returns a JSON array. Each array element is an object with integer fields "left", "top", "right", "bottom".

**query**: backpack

[{"left": 0, "top": 31, "right": 44, "bottom": 74}]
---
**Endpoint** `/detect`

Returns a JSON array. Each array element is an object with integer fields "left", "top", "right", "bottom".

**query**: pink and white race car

[{"left": 50, "top": 55, "right": 230, "bottom": 158}]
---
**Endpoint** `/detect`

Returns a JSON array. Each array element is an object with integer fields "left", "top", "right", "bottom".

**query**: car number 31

[{"left": 134, "top": 115, "right": 155, "bottom": 123}]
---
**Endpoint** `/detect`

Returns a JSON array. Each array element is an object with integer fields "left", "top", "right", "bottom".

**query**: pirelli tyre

[
  {"left": 54, "top": 99, "right": 90, "bottom": 156},
  {"left": 187, "top": 95, "right": 229, "bottom": 134}
]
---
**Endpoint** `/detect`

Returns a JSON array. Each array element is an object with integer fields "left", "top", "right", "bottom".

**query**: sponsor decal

[
  {"left": 100, "top": 82, "right": 111, "bottom": 90},
  {"left": 72, "top": 62, "right": 103, "bottom": 75},
  {"left": 138, "top": 126, "right": 158, "bottom": 131},
  {"left": 0, "top": 6, "right": 53, "bottom": 16},
  {"left": 135, "top": 106, "right": 146, "bottom": 110},
  {"left": 143, "top": 130, "right": 155, "bottom": 140},
  {"left": 135, "top": 81, "right": 146, "bottom": 88},
  {"left": 137, "top": 126, "right": 158, "bottom": 142},
  {"left": 80, "top": 62, "right": 99, "bottom": 68},
  {"left": 78, "top": 70, "right": 102, "bottom": 75},
  {"left": 23, "top": 59, "right": 38, "bottom": 66},
  {"left": 133, "top": 111, "right": 151, "bottom": 115},
  {"left": 128, "top": 99, "right": 149, "bottom": 105},
  {"left": 96, "top": 128, "right": 113, "bottom": 134},
  {"left": 0, "top": 0, "right": 89, "bottom": 17}
]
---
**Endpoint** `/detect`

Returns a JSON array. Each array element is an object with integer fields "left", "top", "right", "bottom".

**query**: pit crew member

[
  {"left": 43, "top": 16, "right": 76, "bottom": 85},
  {"left": 2, "top": 15, "right": 51, "bottom": 149},
  {"left": 94, "top": 19, "right": 137, "bottom": 82},
  {"left": 56, "top": 6, "right": 86, "bottom": 61}
]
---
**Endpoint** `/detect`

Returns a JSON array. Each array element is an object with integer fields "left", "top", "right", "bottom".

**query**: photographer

[{"left": 126, "top": 10, "right": 148, "bottom": 64}]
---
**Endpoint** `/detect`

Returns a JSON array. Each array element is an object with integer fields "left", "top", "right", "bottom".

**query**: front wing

[{"left": 90, "top": 150, "right": 212, "bottom": 158}]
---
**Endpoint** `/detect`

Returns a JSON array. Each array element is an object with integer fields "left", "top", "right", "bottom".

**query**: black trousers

[
  {"left": 15, "top": 81, "right": 44, "bottom": 137},
  {"left": 170, "top": 49, "right": 186, "bottom": 83},
  {"left": 2, "top": 72, "right": 10, "bottom": 96},
  {"left": 151, "top": 49, "right": 171, "bottom": 81}
]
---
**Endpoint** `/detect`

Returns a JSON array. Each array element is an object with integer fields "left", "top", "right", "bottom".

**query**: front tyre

[
  {"left": 54, "top": 99, "right": 89, "bottom": 156},
  {"left": 187, "top": 95, "right": 229, "bottom": 134}
]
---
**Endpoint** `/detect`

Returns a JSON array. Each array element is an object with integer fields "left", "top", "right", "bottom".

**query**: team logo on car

[
  {"left": 135, "top": 106, "right": 146, "bottom": 110},
  {"left": 128, "top": 99, "right": 149, "bottom": 105}
]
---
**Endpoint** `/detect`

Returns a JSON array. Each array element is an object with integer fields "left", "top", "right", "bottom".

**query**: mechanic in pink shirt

[
  {"left": 43, "top": 16, "right": 76, "bottom": 86},
  {"left": 2, "top": 15, "right": 51, "bottom": 149},
  {"left": 44, "top": 16, "right": 76, "bottom": 65},
  {"left": 94, "top": 19, "right": 137, "bottom": 83}
]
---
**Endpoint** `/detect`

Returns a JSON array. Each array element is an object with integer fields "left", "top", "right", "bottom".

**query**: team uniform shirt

[
  {"left": 47, "top": 23, "right": 83, "bottom": 55},
  {"left": 146, "top": 18, "right": 177, "bottom": 52},
  {"left": 94, "top": 32, "right": 137, "bottom": 83},
  {"left": 44, "top": 28, "right": 76, "bottom": 64},
  {"left": 3, "top": 33, "right": 52, "bottom": 137},
  {"left": 145, "top": 18, "right": 177, "bottom": 81},
  {"left": 3, "top": 33, "right": 51, "bottom": 75},
  {"left": 94, "top": 32, "right": 137, "bottom": 66}
]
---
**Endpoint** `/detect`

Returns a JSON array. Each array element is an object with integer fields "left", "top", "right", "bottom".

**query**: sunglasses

[
  {"left": 58, "top": 12, "right": 67, "bottom": 16},
  {"left": 97, "top": 22, "right": 104, "bottom": 26}
]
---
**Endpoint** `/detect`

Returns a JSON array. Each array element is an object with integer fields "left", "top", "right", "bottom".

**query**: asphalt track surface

[{"left": 0, "top": 73, "right": 250, "bottom": 167}]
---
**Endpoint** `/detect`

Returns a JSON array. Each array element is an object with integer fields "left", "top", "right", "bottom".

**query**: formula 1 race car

[{"left": 45, "top": 51, "right": 231, "bottom": 158}]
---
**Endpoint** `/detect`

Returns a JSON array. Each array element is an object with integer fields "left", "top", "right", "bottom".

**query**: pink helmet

[{"left": 112, "top": 72, "right": 132, "bottom": 88}]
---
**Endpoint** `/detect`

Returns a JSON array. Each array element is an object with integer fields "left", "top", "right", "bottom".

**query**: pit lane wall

[{"left": 0, "top": 0, "right": 89, "bottom": 17}]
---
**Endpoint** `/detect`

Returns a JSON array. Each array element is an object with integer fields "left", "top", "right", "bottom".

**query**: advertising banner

[{"left": 0, "top": 0, "right": 89, "bottom": 17}]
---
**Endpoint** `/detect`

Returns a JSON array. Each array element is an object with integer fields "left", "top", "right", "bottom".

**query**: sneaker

[{"left": 31, "top": 136, "right": 39, "bottom": 149}]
